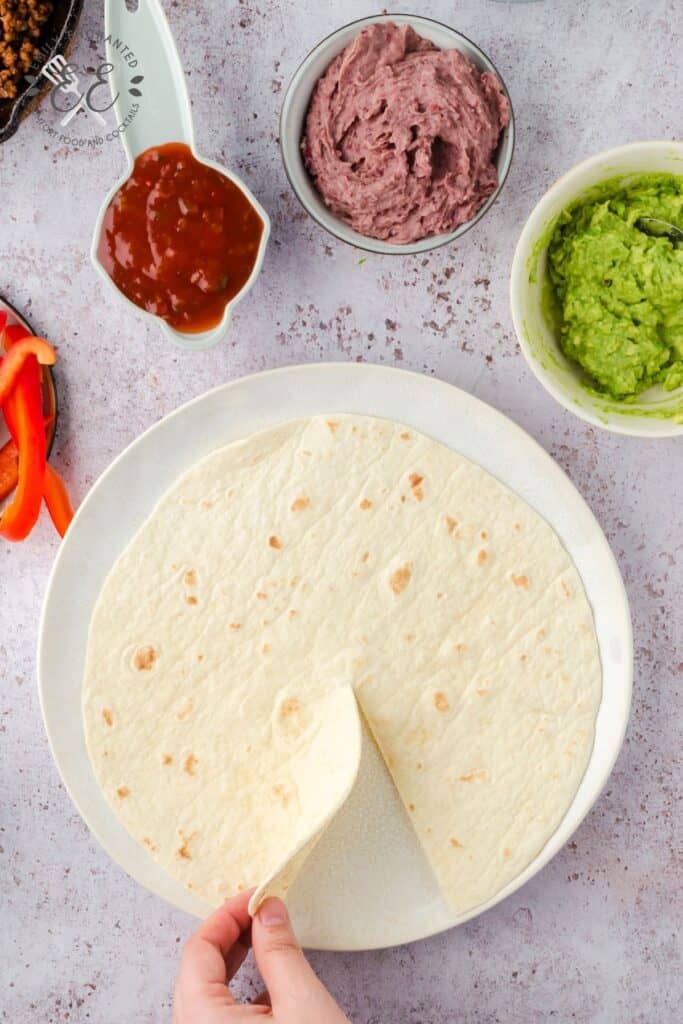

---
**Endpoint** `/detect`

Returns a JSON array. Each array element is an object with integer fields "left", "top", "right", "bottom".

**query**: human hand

[{"left": 172, "top": 890, "right": 351, "bottom": 1023}]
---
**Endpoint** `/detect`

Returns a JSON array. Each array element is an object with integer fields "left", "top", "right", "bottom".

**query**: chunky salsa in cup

[{"left": 97, "top": 143, "right": 264, "bottom": 333}]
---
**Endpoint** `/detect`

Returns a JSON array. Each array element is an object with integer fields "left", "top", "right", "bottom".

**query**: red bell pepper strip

[
  {"left": 0, "top": 437, "right": 19, "bottom": 503},
  {"left": 0, "top": 368, "right": 46, "bottom": 540},
  {"left": 43, "top": 464, "right": 74, "bottom": 537},
  {"left": 1, "top": 322, "right": 75, "bottom": 541},
  {"left": 0, "top": 413, "right": 54, "bottom": 503},
  {"left": 2, "top": 322, "right": 28, "bottom": 346},
  {"left": 1, "top": 323, "right": 31, "bottom": 438},
  {"left": 0, "top": 323, "right": 47, "bottom": 541},
  {"left": 0, "top": 336, "right": 56, "bottom": 406}
]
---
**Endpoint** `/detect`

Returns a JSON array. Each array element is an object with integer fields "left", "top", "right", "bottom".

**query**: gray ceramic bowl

[{"left": 280, "top": 13, "right": 515, "bottom": 256}]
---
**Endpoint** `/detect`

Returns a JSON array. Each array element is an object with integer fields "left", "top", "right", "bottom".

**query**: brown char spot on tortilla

[
  {"left": 459, "top": 769, "right": 488, "bottom": 783},
  {"left": 389, "top": 563, "right": 412, "bottom": 594},
  {"left": 102, "top": 708, "right": 113, "bottom": 726},
  {"left": 291, "top": 494, "right": 311, "bottom": 512},
  {"left": 361, "top": 551, "right": 370, "bottom": 563},
  {"left": 450, "top": 837, "right": 463, "bottom": 849},
  {"left": 445, "top": 515, "right": 458, "bottom": 535},
  {"left": 273, "top": 782, "right": 295, "bottom": 808},
  {"left": 162, "top": 754, "right": 173, "bottom": 765},
  {"left": 176, "top": 831, "right": 196, "bottom": 860},
  {"left": 183, "top": 570, "right": 197, "bottom": 586},
  {"left": 186, "top": 595, "right": 198, "bottom": 605},
  {"left": 400, "top": 431, "right": 411, "bottom": 441},
  {"left": 359, "top": 498, "right": 373, "bottom": 510},
  {"left": 561, "top": 580, "right": 573, "bottom": 597},
  {"left": 477, "top": 549, "right": 488, "bottom": 565},
  {"left": 183, "top": 754, "right": 198, "bottom": 776},
  {"left": 326, "top": 420, "right": 339, "bottom": 434},
  {"left": 134, "top": 646, "right": 158, "bottom": 671},
  {"left": 269, "top": 535, "right": 283, "bottom": 549},
  {"left": 229, "top": 622, "right": 242, "bottom": 630},
  {"left": 512, "top": 574, "right": 530, "bottom": 589},
  {"left": 434, "top": 691, "right": 449, "bottom": 712},
  {"left": 408, "top": 473, "right": 424, "bottom": 501},
  {"left": 503, "top": 847, "right": 513, "bottom": 859},
  {"left": 116, "top": 786, "right": 130, "bottom": 799},
  {"left": 143, "top": 836, "right": 157, "bottom": 852},
  {"left": 278, "top": 697, "right": 308, "bottom": 736},
  {"left": 176, "top": 700, "right": 194, "bottom": 721}
]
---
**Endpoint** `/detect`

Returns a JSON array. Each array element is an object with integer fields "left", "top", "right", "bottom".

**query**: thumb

[{"left": 251, "top": 899, "right": 347, "bottom": 1021}]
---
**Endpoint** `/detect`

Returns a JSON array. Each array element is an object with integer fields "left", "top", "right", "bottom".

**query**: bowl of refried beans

[{"left": 280, "top": 14, "right": 515, "bottom": 255}]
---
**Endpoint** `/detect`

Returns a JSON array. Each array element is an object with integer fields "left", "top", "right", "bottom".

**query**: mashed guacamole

[{"left": 548, "top": 174, "right": 683, "bottom": 399}]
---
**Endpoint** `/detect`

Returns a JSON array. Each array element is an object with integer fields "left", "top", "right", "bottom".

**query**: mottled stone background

[{"left": 0, "top": 1, "right": 681, "bottom": 1021}]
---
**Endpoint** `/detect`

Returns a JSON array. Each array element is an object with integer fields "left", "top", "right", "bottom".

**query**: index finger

[
  {"left": 196, "top": 890, "right": 254, "bottom": 957},
  {"left": 178, "top": 890, "right": 255, "bottom": 998}
]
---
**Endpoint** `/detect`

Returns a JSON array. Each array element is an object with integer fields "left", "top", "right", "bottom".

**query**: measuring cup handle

[{"left": 104, "top": 0, "right": 194, "bottom": 164}]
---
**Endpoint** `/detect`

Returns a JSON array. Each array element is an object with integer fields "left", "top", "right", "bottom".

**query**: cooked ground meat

[{"left": 0, "top": 0, "right": 53, "bottom": 100}]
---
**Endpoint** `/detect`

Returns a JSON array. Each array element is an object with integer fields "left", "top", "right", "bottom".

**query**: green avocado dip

[{"left": 547, "top": 173, "right": 683, "bottom": 400}]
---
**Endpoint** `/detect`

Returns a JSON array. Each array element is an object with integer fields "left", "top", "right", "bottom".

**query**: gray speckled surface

[{"left": 1, "top": 1, "right": 681, "bottom": 1021}]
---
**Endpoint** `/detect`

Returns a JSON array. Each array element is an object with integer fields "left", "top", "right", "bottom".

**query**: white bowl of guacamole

[{"left": 510, "top": 141, "right": 683, "bottom": 437}]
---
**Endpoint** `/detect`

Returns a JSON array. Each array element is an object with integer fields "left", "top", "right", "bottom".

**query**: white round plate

[{"left": 38, "top": 363, "right": 632, "bottom": 951}]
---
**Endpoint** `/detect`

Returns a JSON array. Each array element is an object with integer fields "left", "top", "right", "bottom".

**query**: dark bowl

[{"left": 0, "top": 0, "right": 84, "bottom": 145}]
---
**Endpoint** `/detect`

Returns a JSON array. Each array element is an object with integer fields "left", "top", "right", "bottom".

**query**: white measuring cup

[{"left": 90, "top": 0, "right": 270, "bottom": 351}]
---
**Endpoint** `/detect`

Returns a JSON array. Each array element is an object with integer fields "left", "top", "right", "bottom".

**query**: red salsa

[{"left": 97, "top": 142, "right": 264, "bottom": 333}]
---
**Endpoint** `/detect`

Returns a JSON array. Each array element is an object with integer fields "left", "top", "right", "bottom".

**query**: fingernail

[{"left": 258, "top": 898, "right": 288, "bottom": 926}]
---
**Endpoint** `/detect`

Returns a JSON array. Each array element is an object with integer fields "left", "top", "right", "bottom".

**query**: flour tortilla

[{"left": 82, "top": 415, "right": 601, "bottom": 914}]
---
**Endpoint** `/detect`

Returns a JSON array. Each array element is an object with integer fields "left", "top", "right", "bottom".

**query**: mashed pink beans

[{"left": 302, "top": 23, "right": 510, "bottom": 244}]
